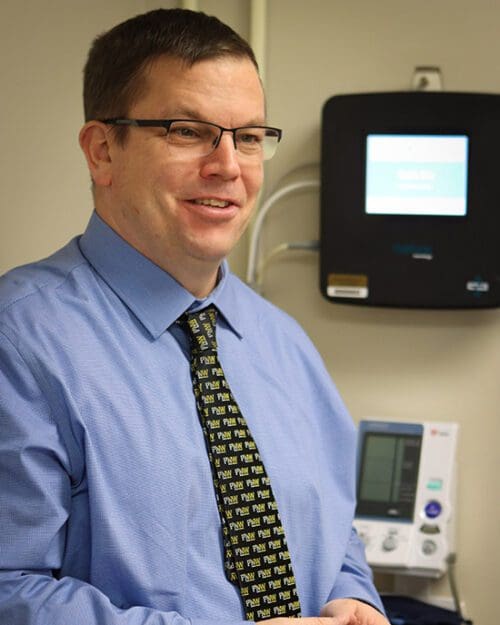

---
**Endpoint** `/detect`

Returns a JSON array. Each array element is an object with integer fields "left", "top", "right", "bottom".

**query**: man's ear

[{"left": 79, "top": 121, "right": 113, "bottom": 187}]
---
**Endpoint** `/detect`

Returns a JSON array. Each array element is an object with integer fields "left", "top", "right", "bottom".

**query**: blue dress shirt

[{"left": 0, "top": 212, "right": 383, "bottom": 624}]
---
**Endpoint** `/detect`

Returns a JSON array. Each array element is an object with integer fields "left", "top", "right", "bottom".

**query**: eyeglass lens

[{"left": 166, "top": 121, "right": 279, "bottom": 160}]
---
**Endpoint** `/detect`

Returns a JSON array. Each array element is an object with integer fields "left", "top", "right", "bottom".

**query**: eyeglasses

[{"left": 101, "top": 118, "right": 283, "bottom": 161}]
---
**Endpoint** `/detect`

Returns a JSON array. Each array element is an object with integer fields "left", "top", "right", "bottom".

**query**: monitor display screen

[
  {"left": 356, "top": 432, "right": 422, "bottom": 520},
  {"left": 365, "top": 134, "right": 469, "bottom": 216}
]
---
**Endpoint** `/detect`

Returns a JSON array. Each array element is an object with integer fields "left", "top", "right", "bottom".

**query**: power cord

[{"left": 447, "top": 553, "right": 472, "bottom": 624}]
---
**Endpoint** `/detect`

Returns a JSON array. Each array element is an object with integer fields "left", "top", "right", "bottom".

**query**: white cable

[
  {"left": 256, "top": 240, "right": 319, "bottom": 290},
  {"left": 270, "top": 161, "right": 319, "bottom": 194},
  {"left": 256, "top": 243, "right": 290, "bottom": 286},
  {"left": 246, "top": 179, "right": 320, "bottom": 287}
]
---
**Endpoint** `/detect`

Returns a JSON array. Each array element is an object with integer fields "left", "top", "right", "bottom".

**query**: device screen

[
  {"left": 365, "top": 134, "right": 469, "bottom": 216},
  {"left": 356, "top": 432, "right": 422, "bottom": 520}
]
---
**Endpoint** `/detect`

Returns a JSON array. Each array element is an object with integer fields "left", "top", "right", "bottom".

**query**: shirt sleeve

[
  {"left": 0, "top": 329, "right": 247, "bottom": 625},
  {"left": 325, "top": 527, "right": 386, "bottom": 615}
]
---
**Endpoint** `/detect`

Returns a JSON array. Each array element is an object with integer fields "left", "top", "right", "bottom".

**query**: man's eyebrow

[
  {"left": 158, "top": 107, "right": 200, "bottom": 119},
  {"left": 157, "top": 107, "right": 266, "bottom": 126}
]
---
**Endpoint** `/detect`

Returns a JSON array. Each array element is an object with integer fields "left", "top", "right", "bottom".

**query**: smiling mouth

[{"left": 193, "top": 198, "right": 231, "bottom": 208}]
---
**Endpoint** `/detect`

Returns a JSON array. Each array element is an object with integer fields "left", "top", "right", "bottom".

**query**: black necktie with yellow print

[{"left": 182, "top": 305, "right": 301, "bottom": 621}]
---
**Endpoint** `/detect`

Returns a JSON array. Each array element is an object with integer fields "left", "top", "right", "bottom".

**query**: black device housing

[{"left": 320, "top": 91, "right": 500, "bottom": 308}]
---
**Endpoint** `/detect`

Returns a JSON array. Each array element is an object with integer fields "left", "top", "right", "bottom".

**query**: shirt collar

[{"left": 78, "top": 212, "right": 242, "bottom": 340}]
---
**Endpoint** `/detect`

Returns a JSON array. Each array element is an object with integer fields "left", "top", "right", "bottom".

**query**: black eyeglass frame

[{"left": 100, "top": 118, "right": 283, "bottom": 157}]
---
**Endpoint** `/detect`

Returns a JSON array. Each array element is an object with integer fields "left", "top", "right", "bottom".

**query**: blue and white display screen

[{"left": 365, "top": 134, "right": 469, "bottom": 216}]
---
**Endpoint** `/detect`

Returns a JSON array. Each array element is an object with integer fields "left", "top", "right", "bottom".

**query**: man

[{"left": 0, "top": 9, "right": 389, "bottom": 625}]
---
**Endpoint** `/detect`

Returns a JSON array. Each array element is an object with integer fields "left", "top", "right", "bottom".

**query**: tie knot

[{"left": 183, "top": 306, "right": 218, "bottom": 352}]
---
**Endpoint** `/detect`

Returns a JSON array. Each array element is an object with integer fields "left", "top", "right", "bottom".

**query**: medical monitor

[
  {"left": 320, "top": 92, "right": 500, "bottom": 308},
  {"left": 353, "top": 419, "right": 458, "bottom": 577}
]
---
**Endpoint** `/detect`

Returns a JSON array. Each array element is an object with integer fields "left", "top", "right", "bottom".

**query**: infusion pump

[{"left": 353, "top": 420, "right": 458, "bottom": 578}]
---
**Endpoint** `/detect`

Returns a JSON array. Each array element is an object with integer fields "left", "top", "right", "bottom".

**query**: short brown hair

[{"left": 83, "top": 8, "right": 258, "bottom": 128}]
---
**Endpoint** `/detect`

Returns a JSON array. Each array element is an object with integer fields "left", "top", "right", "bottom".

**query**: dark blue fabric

[{"left": 382, "top": 595, "right": 473, "bottom": 625}]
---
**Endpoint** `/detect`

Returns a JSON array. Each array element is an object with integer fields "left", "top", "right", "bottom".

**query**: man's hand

[
  {"left": 319, "top": 598, "right": 390, "bottom": 624},
  {"left": 259, "top": 598, "right": 389, "bottom": 625}
]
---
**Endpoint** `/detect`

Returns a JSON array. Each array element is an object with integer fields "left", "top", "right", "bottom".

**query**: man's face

[{"left": 99, "top": 55, "right": 265, "bottom": 290}]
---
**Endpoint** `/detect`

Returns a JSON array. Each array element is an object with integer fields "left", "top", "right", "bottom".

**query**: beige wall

[{"left": 1, "top": 1, "right": 498, "bottom": 623}]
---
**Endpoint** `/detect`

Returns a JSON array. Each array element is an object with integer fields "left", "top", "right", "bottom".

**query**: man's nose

[
  {"left": 212, "top": 128, "right": 238, "bottom": 152},
  {"left": 201, "top": 131, "right": 241, "bottom": 179}
]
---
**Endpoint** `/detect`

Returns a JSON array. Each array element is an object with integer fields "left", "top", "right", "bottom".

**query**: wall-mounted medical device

[
  {"left": 353, "top": 419, "right": 458, "bottom": 578},
  {"left": 320, "top": 92, "right": 500, "bottom": 308}
]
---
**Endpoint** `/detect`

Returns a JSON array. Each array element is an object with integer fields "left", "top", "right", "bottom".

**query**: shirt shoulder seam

[{"left": 0, "top": 258, "right": 88, "bottom": 317}]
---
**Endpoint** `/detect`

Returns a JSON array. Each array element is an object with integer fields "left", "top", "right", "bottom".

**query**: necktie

[{"left": 182, "top": 306, "right": 301, "bottom": 621}]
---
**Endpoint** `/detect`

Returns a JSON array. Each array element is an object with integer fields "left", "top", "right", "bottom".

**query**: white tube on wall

[
  {"left": 180, "top": 0, "right": 199, "bottom": 11},
  {"left": 246, "top": 180, "right": 320, "bottom": 287},
  {"left": 250, "top": 0, "right": 267, "bottom": 85}
]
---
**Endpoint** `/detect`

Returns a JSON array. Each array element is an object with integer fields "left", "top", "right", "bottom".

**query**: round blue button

[{"left": 424, "top": 500, "right": 442, "bottom": 519}]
